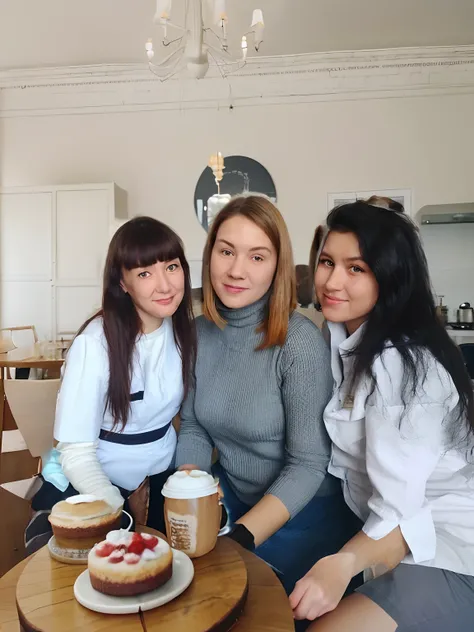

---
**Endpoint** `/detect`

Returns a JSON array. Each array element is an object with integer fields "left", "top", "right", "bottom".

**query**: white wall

[{"left": 1, "top": 92, "right": 474, "bottom": 268}]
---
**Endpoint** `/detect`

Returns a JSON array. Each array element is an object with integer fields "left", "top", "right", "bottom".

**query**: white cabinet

[
  {"left": 0, "top": 183, "right": 127, "bottom": 340},
  {"left": 0, "top": 192, "right": 53, "bottom": 282}
]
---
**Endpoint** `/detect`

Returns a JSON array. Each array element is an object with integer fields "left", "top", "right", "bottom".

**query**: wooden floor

[{"left": 0, "top": 487, "right": 29, "bottom": 578}]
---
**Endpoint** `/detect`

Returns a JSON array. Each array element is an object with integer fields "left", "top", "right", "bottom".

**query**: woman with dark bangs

[{"left": 30, "top": 217, "right": 196, "bottom": 542}]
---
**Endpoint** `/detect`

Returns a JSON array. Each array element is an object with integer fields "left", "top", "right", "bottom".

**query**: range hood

[{"left": 421, "top": 212, "right": 474, "bottom": 225}]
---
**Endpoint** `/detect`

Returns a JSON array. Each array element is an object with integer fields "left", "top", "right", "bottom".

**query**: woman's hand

[
  {"left": 99, "top": 485, "right": 125, "bottom": 513},
  {"left": 289, "top": 553, "right": 354, "bottom": 621}
]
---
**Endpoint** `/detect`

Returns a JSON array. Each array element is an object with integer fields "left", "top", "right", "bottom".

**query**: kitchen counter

[{"left": 446, "top": 329, "right": 474, "bottom": 345}]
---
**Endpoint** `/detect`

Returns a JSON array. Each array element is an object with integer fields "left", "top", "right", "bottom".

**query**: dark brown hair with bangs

[
  {"left": 75, "top": 216, "right": 196, "bottom": 430},
  {"left": 202, "top": 195, "right": 296, "bottom": 348}
]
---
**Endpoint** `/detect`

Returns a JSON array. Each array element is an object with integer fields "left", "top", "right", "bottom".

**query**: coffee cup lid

[{"left": 161, "top": 470, "right": 219, "bottom": 499}]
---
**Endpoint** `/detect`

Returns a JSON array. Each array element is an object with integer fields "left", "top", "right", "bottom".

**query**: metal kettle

[{"left": 457, "top": 302, "right": 474, "bottom": 324}]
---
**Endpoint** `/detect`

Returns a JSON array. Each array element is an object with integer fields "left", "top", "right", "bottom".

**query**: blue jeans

[{"left": 214, "top": 463, "right": 362, "bottom": 595}]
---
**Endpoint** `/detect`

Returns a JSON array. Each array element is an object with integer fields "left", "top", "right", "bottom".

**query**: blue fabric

[
  {"left": 41, "top": 448, "right": 69, "bottom": 492},
  {"left": 214, "top": 462, "right": 361, "bottom": 595}
]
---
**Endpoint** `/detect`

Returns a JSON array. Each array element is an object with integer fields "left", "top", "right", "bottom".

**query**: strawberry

[
  {"left": 108, "top": 550, "right": 124, "bottom": 564},
  {"left": 142, "top": 535, "right": 158, "bottom": 550},
  {"left": 95, "top": 542, "right": 115, "bottom": 558},
  {"left": 127, "top": 536, "right": 145, "bottom": 556},
  {"left": 124, "top": 553, "right": 140, "bottom": 565}
]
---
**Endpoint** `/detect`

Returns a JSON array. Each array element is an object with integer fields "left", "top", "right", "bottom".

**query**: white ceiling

[{"left": 0, "top": 0, "right": 473, "bottom": 71}]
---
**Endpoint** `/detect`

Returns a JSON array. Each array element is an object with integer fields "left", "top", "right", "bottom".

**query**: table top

[
  {"left": 0, "top": 535, "right": 294, "bottom": 632},
  {"left": 0, "top": 341, "right": 68, "bottom": 369}
]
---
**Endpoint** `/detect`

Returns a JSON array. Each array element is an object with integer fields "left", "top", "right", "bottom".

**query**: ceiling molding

[{"left": 1, "top": 45, "right": 474, "bottom": 117}]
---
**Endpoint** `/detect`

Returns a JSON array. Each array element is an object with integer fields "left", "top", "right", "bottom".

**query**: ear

[{"left": 120, "top": 280, "right": 128, "bottom": 294}]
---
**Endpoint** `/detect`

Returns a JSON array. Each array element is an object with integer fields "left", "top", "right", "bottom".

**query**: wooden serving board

[
  {"left": 16, "top": 535, "right": 248, "bottom": 632},
  {"left": 142, "top": 537, "right": 248, "bottom": 632}
]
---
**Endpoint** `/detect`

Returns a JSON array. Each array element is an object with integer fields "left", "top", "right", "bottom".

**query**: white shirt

[
  {"left": 54, "top": 317, "right": 183, "bottom": 489},
  {"left": 324, "top": 321, "right": 474, "bottom": 576}
]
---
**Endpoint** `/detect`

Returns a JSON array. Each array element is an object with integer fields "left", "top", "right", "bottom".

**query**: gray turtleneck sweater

[{"left": 175, "top": 296, "right": 337, "bottom": 518}]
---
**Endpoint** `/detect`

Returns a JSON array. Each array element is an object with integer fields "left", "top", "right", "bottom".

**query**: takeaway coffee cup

[{"left": 161, "top": 470, "right": 221, "bottom": 558}]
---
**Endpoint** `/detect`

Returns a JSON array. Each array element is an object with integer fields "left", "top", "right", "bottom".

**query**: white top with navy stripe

[{"left": 54, "top": 317, "right": 183, "bottom": 489}]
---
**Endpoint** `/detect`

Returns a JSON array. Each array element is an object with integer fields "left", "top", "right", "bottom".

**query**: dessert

[
  {"left": 88, "top": 530, "right": 173, "bottom": 596},
  {"left": 48, "top": 494, "right": 122, "bottom": 550}
]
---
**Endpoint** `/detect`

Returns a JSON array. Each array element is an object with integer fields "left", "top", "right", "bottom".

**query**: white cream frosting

[
  {"left": 162, "top": 470, "right": 218, "bottom": 499},
  {"left": 65, "top": 494, "right": 99, "bottom": 505},
  {"left": 105, "top": 529, "right": 132, "bottom": 546}
]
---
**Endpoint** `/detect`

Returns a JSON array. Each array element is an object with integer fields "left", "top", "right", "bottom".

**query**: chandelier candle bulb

[
  {"left": 251, "top": 9, "right": 264, "bottom": 26},
  {"left": 214, "top": 0, "right": 227, "bottom": 24},
  {"left": 154, "top": 0, "right": 172, "bottom": 23},
  {"left": 146, "top": 40, "right": 155, "bottom": 60},
  {"left": 251, "top": 10, "right": 264, "bottom": 50},
  {"left": 241, "top": 36, "right": 248, "bottom": 60}
]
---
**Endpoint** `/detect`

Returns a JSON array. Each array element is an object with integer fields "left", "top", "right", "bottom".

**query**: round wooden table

[{"left": 0, "top": 535, "right": 294, "bottom": 632}]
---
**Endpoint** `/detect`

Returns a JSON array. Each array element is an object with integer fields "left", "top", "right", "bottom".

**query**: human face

[
  {"left": 315, "top": 231, "right": 378, "bottom": 335},
  {"left": 121, "top": 259, "right": 185, "bottom": 333},
  {"left": 210, "top": 215, "right": 277, "bottom": 309}
]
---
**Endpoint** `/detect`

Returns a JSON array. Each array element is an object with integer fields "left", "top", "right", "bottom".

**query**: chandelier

[{"left": 145, "top": 0, "right": 264, "bottom": 81}]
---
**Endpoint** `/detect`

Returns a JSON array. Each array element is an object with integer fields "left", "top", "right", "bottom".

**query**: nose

[
  {"left": 154, "top": 268, "right": 171, "bottom": 294},
  {"left": 228, "top": 255, "right": 246, "bottom": 280},
  {"left": 324, "top": 265, "right": 345, "bottom": 293}
]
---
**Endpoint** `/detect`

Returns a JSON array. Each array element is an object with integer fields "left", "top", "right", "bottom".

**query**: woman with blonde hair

[{"left": 176, "top": 195, "right": 359, "bottom": 593}]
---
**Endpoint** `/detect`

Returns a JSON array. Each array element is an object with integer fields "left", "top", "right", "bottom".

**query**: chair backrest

[
  {"left": 3, "top": 379, "right": 59, "bottom": 458},
  {"left": 460, "top": 344, "right": 474, "bottom": 380},
  {"left": 0, "top": 326, "right": 38, "bottom": 354}
]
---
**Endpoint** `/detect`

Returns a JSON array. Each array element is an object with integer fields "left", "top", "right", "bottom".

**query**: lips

[
  {"left": 323, "top": 294, "right": 347, "bottom": 305},
  {"left": 153, "top": 297, "right": 174, "bottom": 305},
  {"left": 223, "top": 284, "right": 247, "bottom": 294}
]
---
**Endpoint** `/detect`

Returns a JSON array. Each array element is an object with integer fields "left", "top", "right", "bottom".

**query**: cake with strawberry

[{"left": 88, "top": 530, "right": 173, "bottom": 596}]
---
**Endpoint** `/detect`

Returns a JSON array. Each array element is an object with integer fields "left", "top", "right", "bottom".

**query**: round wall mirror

[{"left": 194, "top": 155, "right": 277, "bottom": 231}]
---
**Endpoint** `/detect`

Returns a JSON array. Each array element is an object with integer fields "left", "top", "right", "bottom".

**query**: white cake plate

[{"left": 73, "top": 549, "right": 194, "bottom": 614}]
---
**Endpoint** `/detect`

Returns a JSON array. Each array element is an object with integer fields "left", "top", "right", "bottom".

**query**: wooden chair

[
  {"left": 0, "top": 326, "right": 39, "bottom": 379},
  {"left": 0, "top": 379, "right": 59, "bottom": 576},
  {"left": 0, "top": 326, "right": 38, "bottom": 354}
]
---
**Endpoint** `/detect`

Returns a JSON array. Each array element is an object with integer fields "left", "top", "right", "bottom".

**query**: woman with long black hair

[
  {"left": 291, "top": 202, "right": 474, "bottom": 631},
  {"left": 30, "top": 216, "right": 196, "bottom": 545}
]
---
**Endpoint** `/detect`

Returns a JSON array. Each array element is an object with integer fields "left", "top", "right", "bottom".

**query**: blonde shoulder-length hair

[{"left": 202, "top": 195, "right": 297, "bottom": 349}]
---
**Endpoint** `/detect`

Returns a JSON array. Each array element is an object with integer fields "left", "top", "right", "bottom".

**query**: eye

[
  {"left": 138, "top": 271, "right": 150, "bottom": 278},
  {"left": 319, "top": 258, "right": 334, "bottom": 267},
  {"left": 350, "top": 265, "right": 365, "bottom": 273},
  {"left": 221, "top": 249, "right": 233, "bottom": 257},
  {"left": 252, "top": 255, "right": 264, "bottom": 263},
  {"left": 167, "top": 263, "right": 180, "bottom": 272}
]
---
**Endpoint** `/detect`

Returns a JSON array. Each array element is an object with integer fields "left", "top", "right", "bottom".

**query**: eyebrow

[
  {"left": 217, "top": 239, "right": 272, "bottom": 254},
  {"left": 320, "top": 250, "right": 364, "bottom": 262}
]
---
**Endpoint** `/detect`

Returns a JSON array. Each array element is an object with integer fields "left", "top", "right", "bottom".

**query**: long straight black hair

[
  {"left": 311, "top": 201, "right": 474, "bottom": 438},
  {"left": 76, "top": 216, "right": 196, "bottom": 430}
]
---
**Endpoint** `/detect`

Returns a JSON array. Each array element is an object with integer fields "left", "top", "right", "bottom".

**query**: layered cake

[
  {"left": 48, "top": 494, "right": 122, "bottom": 550},
  {"left": 88, "top": 530, "right": 173, "bottom": 596}
]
